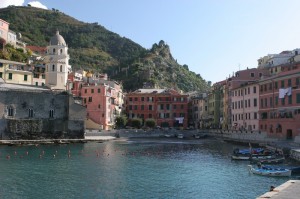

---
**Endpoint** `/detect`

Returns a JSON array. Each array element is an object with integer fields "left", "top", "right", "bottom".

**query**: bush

[
  {"left": 131, "top": 118, "right": 142, "bottom": 129},
  {"left": 145, "top": 118, "right": 156, "bottom": 128},
  {"left": 115, "top": 115, "right": 127, "bottom": 129}
]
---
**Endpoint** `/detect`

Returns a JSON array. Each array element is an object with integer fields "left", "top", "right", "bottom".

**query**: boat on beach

[{"left": 248, "top": 165, "right": 292, "bottom": 177}]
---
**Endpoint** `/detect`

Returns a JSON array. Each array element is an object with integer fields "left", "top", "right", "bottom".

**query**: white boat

[
  {"left": 177, "top": 134, "right": 184, "bottom": 139},
  {"left": 231, "top": 155, "right": 250, "bottom": 160},
  {"left": 248, "top": 165, "right": 291, "bottom": 177}
]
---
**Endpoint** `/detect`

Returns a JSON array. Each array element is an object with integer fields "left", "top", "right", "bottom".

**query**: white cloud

[
  {"left": 0, "top": 0, "right": 24, "bottom": 8},
  {"left": 27, "top": 1, "right": 47, "bottom": 9}
]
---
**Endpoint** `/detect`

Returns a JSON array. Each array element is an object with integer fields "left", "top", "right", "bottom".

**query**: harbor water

[{"left": 0, "top": 138, "right": 293, "bottom": 199}]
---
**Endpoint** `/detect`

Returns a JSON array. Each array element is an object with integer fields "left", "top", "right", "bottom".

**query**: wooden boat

[
  {"left": 251, "top": 156, "right": 285, "bottom": 164},
  {"left": 233, "top": 148, "right": 264, "bottom": 155},
  {"left": 262, "top": 165, "right": 300, "bottom": 175},
  {"left": 248, "top": 165, "right": 291, "bottom": 177}
]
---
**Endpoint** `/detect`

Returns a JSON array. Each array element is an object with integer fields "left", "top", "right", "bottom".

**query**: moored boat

[
  {"left": 248, "top": 165, "right": 291, "bottom": 177},
  {"left": 262, "top": 165, "right": 300, "bottom": 175}
]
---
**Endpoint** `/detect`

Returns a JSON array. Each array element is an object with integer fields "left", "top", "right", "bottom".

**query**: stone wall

[{"left": 0, "top": 89, "right": 85, "bottom": 139}]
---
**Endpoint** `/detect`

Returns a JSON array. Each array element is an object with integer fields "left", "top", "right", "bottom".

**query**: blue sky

[{"left": 1, "top": 0, "right": 300, "bottom": 83}]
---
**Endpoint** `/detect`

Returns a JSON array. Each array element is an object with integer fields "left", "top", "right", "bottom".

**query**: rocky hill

[{"left": 0, "top": 6, "right": 209, "bottom": 92}]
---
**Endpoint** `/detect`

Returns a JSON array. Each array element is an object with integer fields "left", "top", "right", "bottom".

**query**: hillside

[{"left": 0, "top": 6, "right": 209, "bottom": 92}]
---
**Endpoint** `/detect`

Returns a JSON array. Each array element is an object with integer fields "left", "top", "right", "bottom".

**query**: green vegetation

[
  {"left": 130, "top": 118, "right": 143, "bottom": 129},
  {"left": 0, "top": 44, "right": 31, "bottom": 62},
  {"left": 0, "top": 6, "right": 209, "bottom": 92},
  {"left": 115, "top": 115, "right": 127, "bottom": 129},
  {"left": 145, "top": 119, "right": 156, "bottom": 128}
]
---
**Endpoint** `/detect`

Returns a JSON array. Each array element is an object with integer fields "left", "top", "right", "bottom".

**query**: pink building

[
  {"left": 0, "top": 19, "right": 9, "bottom": 48},
  {"left": 259, "top": 62, "right": 300, "bottom": 139},
  {"left": 69, "top": 72, "right": 124, "bottom": 130},
  {"left": 228, "top": 68, "right": 269, "bottom": 130}
]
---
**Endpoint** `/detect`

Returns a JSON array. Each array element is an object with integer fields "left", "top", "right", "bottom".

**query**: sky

[{"left": 1, "top": 0, "right": 300, "bottom": 83}]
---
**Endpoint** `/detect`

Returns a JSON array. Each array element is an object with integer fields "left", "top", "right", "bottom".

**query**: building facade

[
  {"left": 259, "top": 62, "right": 300, "bottom": 139},
  {"left": 125, "top": 89, "right": 188, "bottom": 128}
]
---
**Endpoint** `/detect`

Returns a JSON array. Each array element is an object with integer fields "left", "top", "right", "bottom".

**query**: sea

[{"left": 0, "top": 138, "right": 295, "bottom": 199}]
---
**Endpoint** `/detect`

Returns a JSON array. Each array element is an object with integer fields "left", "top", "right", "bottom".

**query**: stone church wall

[{"left": 0, "top": 89, "right": 85, "bottom": 140}]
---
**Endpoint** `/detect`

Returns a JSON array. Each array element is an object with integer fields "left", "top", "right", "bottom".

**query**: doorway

[{"left": 286, "top": 129, "right": 293, "bottom": 140}]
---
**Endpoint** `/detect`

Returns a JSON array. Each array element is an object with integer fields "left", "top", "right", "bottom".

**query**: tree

[
  {"left": 115, "top": 115, "right": 127, "bottom": 129},
  {"left": 183, "top": 64, "right": 189, "bottom": 70},
  {"left": 145, "top": 118, "right": 156, "bottom": 128},
  {"left": 131, "top": 118, "right": 142, "bottom": 129}
]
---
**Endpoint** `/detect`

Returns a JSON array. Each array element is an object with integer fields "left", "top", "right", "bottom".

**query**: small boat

[
  {"left": 252, "top": 156, "right": 285, "bottom": 164},
  {"left": 177, "top": 134, "right": 184, "bottom": 139},
  {"left": 231, "top": 154, "right": 251, "bottom": 160},
  {"left": 194, "top": 133, "right": 207, "bottom": 139},
  {"left": 248, "top": 165, "right": 291, "bottom": 177},
  {"left": 233, "top": 148, "right": 264, "bottom": 155},
  {"left": 164, "top": 134, "right": 172, "bottom": 138},
  {"left": 262, "top": 165, "right": 300, "bottom": 175}
]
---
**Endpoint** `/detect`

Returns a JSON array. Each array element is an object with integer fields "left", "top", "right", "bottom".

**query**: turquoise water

[{"left": 0, "top": 139, "right": 291, "bottom": 199}]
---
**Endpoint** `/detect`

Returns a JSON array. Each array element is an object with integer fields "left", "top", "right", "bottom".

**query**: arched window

[
  {"left": 60, "top": 65, "right": 63, "bottom": 72},
  {"left": 53, "top": 48, "right": 56, "bottom": 53},
  {"left": 7, "top": 106, "right": 14, "bottom": 117},
  {"left": 52, "top": 65, "right": 55, "bottom": 71},
  {"left": 28, "top": 109, "right": 34, "bottom": 118},
  {"left": 60, "top": 49, "right": 63, "bottom": 54},
  {"left": 49, "top": 109, "right": 54, "bottom": 118}
]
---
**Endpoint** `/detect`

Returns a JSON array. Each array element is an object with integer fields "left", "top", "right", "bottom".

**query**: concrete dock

[{"left": 257, "top": 180, "right": 300, "bottom": 199}]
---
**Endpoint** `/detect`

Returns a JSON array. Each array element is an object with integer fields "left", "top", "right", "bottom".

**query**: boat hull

[{"left": 248, "top": 165, "right": 291, "bottom": 177}]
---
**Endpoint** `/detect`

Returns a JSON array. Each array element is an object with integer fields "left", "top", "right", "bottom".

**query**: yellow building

[{"left": 0, "top": 59, "right": 32, "bottom": 85}]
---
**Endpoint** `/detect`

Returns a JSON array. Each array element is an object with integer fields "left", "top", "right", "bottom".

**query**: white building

[{"left": 45, "top": 31, "right": 71, "bottom": 90}]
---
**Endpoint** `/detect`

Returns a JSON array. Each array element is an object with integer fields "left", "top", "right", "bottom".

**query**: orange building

[
  {"left": 259, "top": 62, "right": 300, "bottom": 139},
  {"left": 125, "top": 89, "right": 188, "bottom": 128}
]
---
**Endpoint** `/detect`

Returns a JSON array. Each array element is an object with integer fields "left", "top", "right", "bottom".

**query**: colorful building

[
  {"left": 259, "top": 62, "right": 300, "bottom": 139},
  {"left": 125, "top": 88, "right": 188, "bottom": 128},
  {"left": 0, "top": 59, "right": 33, "bottom": 85},
  {"left": 70, "top": 71, "right": 124, "bottom": 130}
]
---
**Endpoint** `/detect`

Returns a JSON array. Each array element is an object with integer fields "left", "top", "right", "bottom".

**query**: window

[
  {"left": 60, "top": 49, "right": 63, "bottom": 54},
  {"left": 254, "top": 112, "right": 257, "bottom": 119},
  {"left": 28, "top": 109, "right": 34, "bottom": 118},
  {"left": 0, "top": 72, "right": 2, "bottom": 78},
  {"left": 24, "top": 75, "right": 27, "bottom": 81},
  {"left": 173, "top": 105, "right": 177, "bottom": 110},
  {"left": 297, "top": 93, "right": 300, "bottom": 103},
  {"left": 53, "top": 48, "right": 56, "bottom": 53},
  {"left": 253, "top": 86, "right": 256, "bottom": 93},
  {"left": 275, "top": 96, "right": 278, "bottom": 106},
  {"left": 181, "top": 104, "right": 184, "bottom": 109},
  {"left": 250, "top": 73, "right": 254, "bottom": 77},
  {"left": 134, "top": 97, "right": 138, "bottom": 101},
  {"left": 134, "top": 105, "right": 138, "bottom": 110},
  {"left": 52, "top": 65, "right": 55, "bottom": 71},
  {"left": 281, "top": 80, "right": 285, "bottom": 88},
  {"left": 166, "top": 104, "right": 170, "bottom": 110},
  {"left": 8, "top": 73, "right": 12, "bottom": 80},
  {"left": 129, "top": 105, "right": 132, "bottom": 110},
  {"left": 49, "top": 109, "right": 54, "bottom": 118},
  {"left": 141, "top": 105, "right": 144, "bottom": 110},
  {"left": 141, "top": 97, "right": 144, "bottom": 101},
  {"left": 253, "top": 98, "right": 257, "bottom": 107},
  {"left": 85, "top": 89, "right": 87, "bottom": 93},
  {"left": 296, "top": 78, "right": 300, "bottom": 85},
  {"left": 149, "top": 105, "right": 153, "bottom": 110},
  {"left": 281, "top": 98, "right": 285, "bottom": 105},
  {"left": 288, "top": 95, "right": 292, "bottom": 104},
  {"left": 98, "top": 105, "right": 101, "bottom": 109},
  {"left": 8, "top": 106, "right": 14, "bottom": 116},
  {"left": 88, "top": 97, "right": 92, "bottom": 102},
  {"left": 248, "top": 99, "right": 250, "bottom": 107},
  {"left": 264, "top": 98, "right": 267, "bottom": 107},
  {"left": 160, "top": 104, "right": 164, "bottom": 110},
  {"left": 288, "top": 79, "right": 292, "bottom": 87},
  {"left": 91, "top": 89, "right": 94, "bottom": 93},
  {"left": 60, "top": 65, "right": 63, "bottom": 72},
  {"left": 269, "top": 83, "right": 272, "bottom": 90},
  {"left": 98, "top": 88, "right": 101, "bottom": 93},
  {"left": 270, "top": 97, "right": 273, "bottom": 107},
  {"left": 42, "top": 75, "right": 45, "bottom": 79}
]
